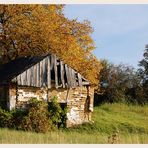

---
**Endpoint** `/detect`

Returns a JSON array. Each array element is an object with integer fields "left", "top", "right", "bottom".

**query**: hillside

[{"left": 0, "top": 103, "right": 148, "bottom": 144}]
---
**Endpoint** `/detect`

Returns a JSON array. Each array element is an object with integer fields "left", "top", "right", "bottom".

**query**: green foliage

[
  {"left": 138, "top": 44, "right": 148, "bottom": 103},
  {"left": 0, "top": 97, "right": 67, "bottom": 133},
  {"left": 20, "top": 98, "right": 53, "bottom": 133},
  {"left": 96, "top": 59, "right": 147, "bottom": 105},
  {"left": 10, "top": 108, "right": 28, "bottom": 129},
  {"left": 48, "top": 96, "right": 67, "bottom": 128},
  {"left": 0, "top": 108, "right": 12, "bottom": 128}
]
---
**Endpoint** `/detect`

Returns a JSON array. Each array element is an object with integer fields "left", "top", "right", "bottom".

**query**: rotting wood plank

[
  {"left": 69, "top": 67, "right": 72, "bottom": 87},
  {"left": 72, "top": 69, "right": 77, "bottom": 87},
  {"left": 23, "top": 71, "right": 26, "bottom": 86},
  {"left": 44, "top": 58, "right": 47, "bottom": 87},
  {"left": 17, "top": 74, "right": 21, "bottom": 85},
  {"left": 28, "top": 69, "right": 31, "bottom": 86},
  {"left": 51, "top": 54, "right": 54, "bottom": 70},
  {"left": 42, "top": 58, "right": 46, "bottom": 87},
  {"left": 34, "top": 64, "right": 37, "bottom": 87},
  {"left": 60, "top": 60, "right": 65, "bottom": 88},
  {"left": 36, "top": 63, "right": 40, "bottom": 87},
  {"left": 39, "top": 61, "right": 43, "bottom": 87},
  {"left": 30, "top": 67, "right": 33, "bottom": 86},
  {"left": 68, "top": 67, "right": 73, "bottom": 88},
  {"left": 54, "top": 55, "right": 58, "bottom": 88},
  {"left": 33, "top": 66, "right": 35, "bottom": 87},
  {"left": 65, "top": 64, "right": 72, "bottom": 88},
  {"left": 78, "top": 73, "right": 82, "bottom": 87},
  {"left": 47, "top": 56, "right": 51, "bottom": 89}
]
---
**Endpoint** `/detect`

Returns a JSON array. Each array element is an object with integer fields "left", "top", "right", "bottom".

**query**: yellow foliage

[{"left": 0, "top": 4, "right": 102, "bottom": 85}]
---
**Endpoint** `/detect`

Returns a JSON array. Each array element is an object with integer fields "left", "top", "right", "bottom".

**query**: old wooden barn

[{"left": 0, "top": 53, "right": 94, "bottom": 127}]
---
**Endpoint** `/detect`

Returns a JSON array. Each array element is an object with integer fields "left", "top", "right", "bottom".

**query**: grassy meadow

[{"left": 0, "top": 103, "right": 148, "bottom": 144}]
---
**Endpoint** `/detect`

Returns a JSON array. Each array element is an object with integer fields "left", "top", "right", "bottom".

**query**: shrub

[
  {"left": 0, "top": 97, "right": 67, "bottom": 133},
  {"left": 48, "top": 96, "right": 67, "bottom": 128},
  {"left": 10, "top": 108, "right": 27, "bottom": 129},
  {"left": 0, "top": 107, "right": 12, "bottom": 128},
  {"left": 20, "top": 98, "right": 53, "bottom": 133}
]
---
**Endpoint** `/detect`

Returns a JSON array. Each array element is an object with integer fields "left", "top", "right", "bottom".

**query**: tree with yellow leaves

[{"left": 0, "top": 4, "right": 102, "bottom": 85}]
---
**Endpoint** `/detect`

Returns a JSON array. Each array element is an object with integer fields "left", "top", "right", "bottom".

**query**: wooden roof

[{"left": 0, "top": 54, "right": 90, "bottom": 88}]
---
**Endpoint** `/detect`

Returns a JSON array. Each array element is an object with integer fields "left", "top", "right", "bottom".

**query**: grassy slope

[{"left": 0, "top": 103, "right": 148, "bottom": 144}]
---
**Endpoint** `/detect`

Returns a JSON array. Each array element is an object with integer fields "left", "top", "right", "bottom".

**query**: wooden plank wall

[{"left": 15, "top": 54, "right": 89, "bottom": 88}]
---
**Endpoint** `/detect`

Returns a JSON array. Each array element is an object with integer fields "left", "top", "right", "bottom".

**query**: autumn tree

[{"left": 0, "top": 4, "right": 102, "bottom": 85}]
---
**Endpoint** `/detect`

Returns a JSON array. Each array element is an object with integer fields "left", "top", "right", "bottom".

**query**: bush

[
  {"left": 0, "top": 97, "right": 67, "bottom": 133},
  {"left": 11, "top": 108, "right": 28, "bottom": 129},
  {"left": 48, "top": 96, "right": 67, "bottom": 128},
  {"left": 20, "top": 98, "right": 53, "bottom": 133},
  {"left": 0, "top": 107, "right": 12, "bottom": 128}
]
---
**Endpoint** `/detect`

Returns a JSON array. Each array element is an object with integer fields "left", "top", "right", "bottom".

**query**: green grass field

[{"left": 0, "top": 103, "right": 148, "bottom": 144}]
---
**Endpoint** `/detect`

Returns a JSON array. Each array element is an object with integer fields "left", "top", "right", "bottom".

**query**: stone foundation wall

[
  {"left": 9, "top": 85, "right": 48, "bottom": 109},
  {"left": 48, "top": 86, "right": 94, "bottom": 127},
  {"left": 8, "top": 84, "right": 94, "bottom": 127}
]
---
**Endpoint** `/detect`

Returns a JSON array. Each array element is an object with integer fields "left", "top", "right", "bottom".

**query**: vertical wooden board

[
  {"left": 36, "top": 63, "right": 40, "bottom": 87},
  {"left": 42, "top": 58, "right": 47, "bottom": 87},
  {"left": 74, "top": 70, "right": 77, "bottom": 87},
  {"left": 72, "top": 69, "right": 77, "bottom": 87},
  {"left": 24, "top": 70, "right": 27, "bottom": 86},
  {"left": 51, "top": 54, "right": 54, "bottom": 70},
  {"left": 32, "top": 67, "right": 34, "bottom": 86},
  {"left": 17, "top": 75, "right": 21, "bottom": 85},
  {"left": 30, "top": 67, "right": 33, "bottom": 86},
  {"left": 60, "top": 61, "right": 65, "bottom": 88},
  {"left": 54, "top": 55, "right": 58, "bottom": 88},
  {"left": 20, "top": 73, "right": 23, "bottom": 86},
  {"left": 78, "top": 73, "right": 82, "bottom": 87},
  {"left": 42, "top": 59, "right": 45, "bottom": 85},
  {"left": 65, "top": 64, "right": 70, "bottom": 88},
  {"left": 44, "top": 57, "right": 47, "bottom": 87},
  {"left": 23, "top": 71, "right": 26, "bottom": 86},
  {"left": 27, "top": 69, "right": 31, "bottom": 86},
  {"left": 19, "top": 74, "right": 22, "bottom": 85},
  {"left": 47, "top": 56, "right": 51, "bottom": 89},
  {"left": 68, "top": 67, "right": 73, "bottom": 87},
  {"left": 39, "top": 61, "right": 43, "bottom": 87},
  {"left": 34, "top": 64, "right": 37, "bottom": 87},
  {"left": 21, "top": 72, "right": 23, "bottom": 86}
]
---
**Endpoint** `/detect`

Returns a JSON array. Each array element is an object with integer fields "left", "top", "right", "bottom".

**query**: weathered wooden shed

[{"left": 0, "top": 53, "right": 94, "bottom": 127}]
